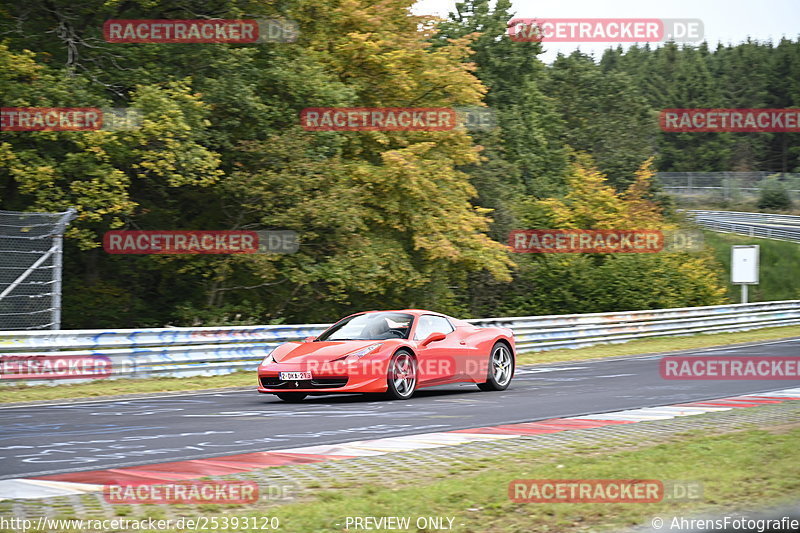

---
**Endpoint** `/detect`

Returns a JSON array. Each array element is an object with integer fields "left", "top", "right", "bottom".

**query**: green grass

[
  {"left": 2, "top": 324, "right": 799, "bottom": 404},
  {"left": 259, "top": 428, "right": 800, "bottom": 532},
  {"left": 702, "top": 230, "right": 800, "bottom": 302},
  {"left": 91, "top": 424, "right": 799, "bottom": 533},
  {"left": 0, "top": 372, "right": 255, "bottom": 403}
]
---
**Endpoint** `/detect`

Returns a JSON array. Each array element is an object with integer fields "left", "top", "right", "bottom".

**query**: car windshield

[{"left": 317, "top": 312, "right": 414, "bottom": 341}]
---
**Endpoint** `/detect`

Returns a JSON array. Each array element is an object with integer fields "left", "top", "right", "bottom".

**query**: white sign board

[{"left": 731, "top": 245, "right": 759, "bottom": 284}]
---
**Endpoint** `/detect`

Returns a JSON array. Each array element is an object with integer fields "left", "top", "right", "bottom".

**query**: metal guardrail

[
  {"left": 664, "top": 186, "right": 800, "bottom": 193},
  {"left": 0, "top": 324, "right": 328, "bottom": 385},
  {"left": 686, "top": 210, "right": 800, "bottom": 224},
  {"left": 472, "top": 301, "right": 800, "bottom": 353},
  {"left": 2, "top": 301, "right": 799, "bottom": 385},
  {"left": 684, "top": 210, "right": 800, "bottom": 243}
]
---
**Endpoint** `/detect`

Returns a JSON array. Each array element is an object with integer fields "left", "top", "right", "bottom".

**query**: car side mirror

[
  {"left": 303, "top": 336, "right": 317, "bottom": 343},
  {"left": 421, "top": 332, "right": 446, "bottom": 346}
]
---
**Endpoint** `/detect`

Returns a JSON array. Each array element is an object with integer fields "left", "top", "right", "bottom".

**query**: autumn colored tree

[
  {"left": 1, "top": 0, "right": 514, "bottom": 325},
  {"left": 490, "top": 156, "right": 727, "bottom": 316}
]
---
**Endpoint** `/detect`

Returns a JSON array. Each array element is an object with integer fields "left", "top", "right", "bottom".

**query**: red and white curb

[{"left": 2, "top": 387, "right": 799, "bottom": 500}]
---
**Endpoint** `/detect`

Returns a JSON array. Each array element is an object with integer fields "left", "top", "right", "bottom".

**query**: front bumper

[{"left": 257, "top": 361, "right": 387, "bottom": 394}]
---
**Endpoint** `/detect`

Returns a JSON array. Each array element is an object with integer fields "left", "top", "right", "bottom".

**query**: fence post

[{"left": 51, "top": 208, "right": 77, "bottom": 330}]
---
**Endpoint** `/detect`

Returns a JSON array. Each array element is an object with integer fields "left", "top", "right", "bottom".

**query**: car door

[
  {"left": 448, "top": 324, "right": 483, "bottom": 379},
  {"left": 413, "top": 314, "right": 460, "bottom": 384}
]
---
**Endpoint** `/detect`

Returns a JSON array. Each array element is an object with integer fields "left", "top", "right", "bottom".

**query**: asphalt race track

[{"left": 2, "top": 338, "right": 799, "bottom": 480}]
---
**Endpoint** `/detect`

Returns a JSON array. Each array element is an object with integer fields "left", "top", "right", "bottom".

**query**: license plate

[{"left": 279, "top": 371, "right": 312, "bottom": 381}]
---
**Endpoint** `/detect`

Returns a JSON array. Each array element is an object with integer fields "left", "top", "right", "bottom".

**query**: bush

[{"left": 757, "top": 177, "right": 793, "bottom": 210}]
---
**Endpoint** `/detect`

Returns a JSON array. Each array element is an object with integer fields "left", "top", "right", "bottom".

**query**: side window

[{"left": 414, "top": 315, "right": 454, "bottom": 340}]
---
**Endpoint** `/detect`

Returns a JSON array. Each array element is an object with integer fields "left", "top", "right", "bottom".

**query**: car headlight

[
  {"left": 261, "top": 351, "right": 275, "bottom": 365},
  {"left": 345, "top": 343, "right": 383, "bottom": 361}
]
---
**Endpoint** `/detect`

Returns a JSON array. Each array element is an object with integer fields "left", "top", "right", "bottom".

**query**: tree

[
  {"left": 712, "top": 40, "right": 774, "bottom": 171},
  {"left": 546, "top": 52, "right": 657, "bottom": 189},
  {"left": 768, "top": 38, "right": 800, "bottom": 172},
  {"left": 432, "top": 0, "right": 569, "bottom": 314},
  {"left": 2, "top": 0, "right": 515, "bottom": 326},
  {"left": 496, "top": 156, "right": 727, "bottom": 316}
]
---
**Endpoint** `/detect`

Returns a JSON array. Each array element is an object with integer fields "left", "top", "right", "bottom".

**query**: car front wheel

[
  {"left": 478, "top": 342, "right": 514, "bottom": 391},
  {"left": 384, "top": 350, "right": 417, "bottom": 400}
]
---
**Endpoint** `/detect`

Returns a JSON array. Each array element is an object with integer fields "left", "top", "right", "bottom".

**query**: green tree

[
  {"left": 432, "top": 0, "right": 570, "bottom": 315},
  {"left": 546, "top": 52, "right": 656, "bottom": 189},
  {"left": 712, "top": 40, "right": 773, "bottom": 171},
  {"left": 768, "top": 38, "right": 800, "bottom": 172}
]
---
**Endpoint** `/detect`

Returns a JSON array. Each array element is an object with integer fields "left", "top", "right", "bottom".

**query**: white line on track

[{"left": 0, "top": 388, "right": 253, "bottom": 410}]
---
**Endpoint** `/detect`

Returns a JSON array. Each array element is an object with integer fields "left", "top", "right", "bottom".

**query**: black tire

[
  {"left": 478, "top": 342, "right": 514, "bottom": 391},
  {"left": 383, "top": 350, "right": 417, "bottom": 400},
  {"left": 275, "top": 392, "right": 307, "bottom": 402}
]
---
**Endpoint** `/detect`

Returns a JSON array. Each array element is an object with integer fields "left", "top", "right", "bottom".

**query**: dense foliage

[{"left": 1, "top": 0, "right": 796, "bottom": 327}]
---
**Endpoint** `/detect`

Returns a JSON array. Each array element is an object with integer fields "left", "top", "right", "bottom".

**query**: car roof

[
  {"left": 362, "top": 309, "right": 443, "bottom": 317},
  {"left": 335, "top": 310, "right": 473, "bottom": 328}
]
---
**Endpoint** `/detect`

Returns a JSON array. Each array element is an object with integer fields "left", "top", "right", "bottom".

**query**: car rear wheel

[
  {"left": 478, "top": 342, "right": 514, "bottom": 391},
  {"left": 275, "top": 392, "right": 307, "bottom": 402},
  {"left": 384, "top": 350, "right": 417, "bottom": 400}
]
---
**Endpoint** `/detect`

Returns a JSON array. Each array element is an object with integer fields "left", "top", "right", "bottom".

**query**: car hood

[{"left": 273, "top": 340, "right": 386, "bottom": 363}]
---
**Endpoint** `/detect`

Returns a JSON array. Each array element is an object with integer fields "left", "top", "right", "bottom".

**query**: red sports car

[{"left": 257, "top": 309, "right": 515, "bottom": 401}]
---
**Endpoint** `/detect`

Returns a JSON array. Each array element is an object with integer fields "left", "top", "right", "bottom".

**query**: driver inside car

[{"left": 362, "top": 316, "right": 410, "bottom": 339}]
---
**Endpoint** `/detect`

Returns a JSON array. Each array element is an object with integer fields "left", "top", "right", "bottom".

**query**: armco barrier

[
  {"left": 0, "top": 324, "right": 328, "bottom": 385},
  {"left": 470, "top": 301, "right": 800, "bottom": 353},
  {"left": 685, "top": 210, "right": 800, "bottom": 243},
  {"left": 1, "top": 301, "right": 799, "bottom": 385}
]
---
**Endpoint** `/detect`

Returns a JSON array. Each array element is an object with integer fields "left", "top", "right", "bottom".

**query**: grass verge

[
  {"left": 702, "top": 230, "right": 800, "bottom": 302},
  {"left": 2, "top": 324, "right": 798, "bottom": 404},
  {"left": 250, "top": 426, "right": 800, "bottom": 532},
  {"left": 0, "top": 373, "right": 255, "bottom": 403}
]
